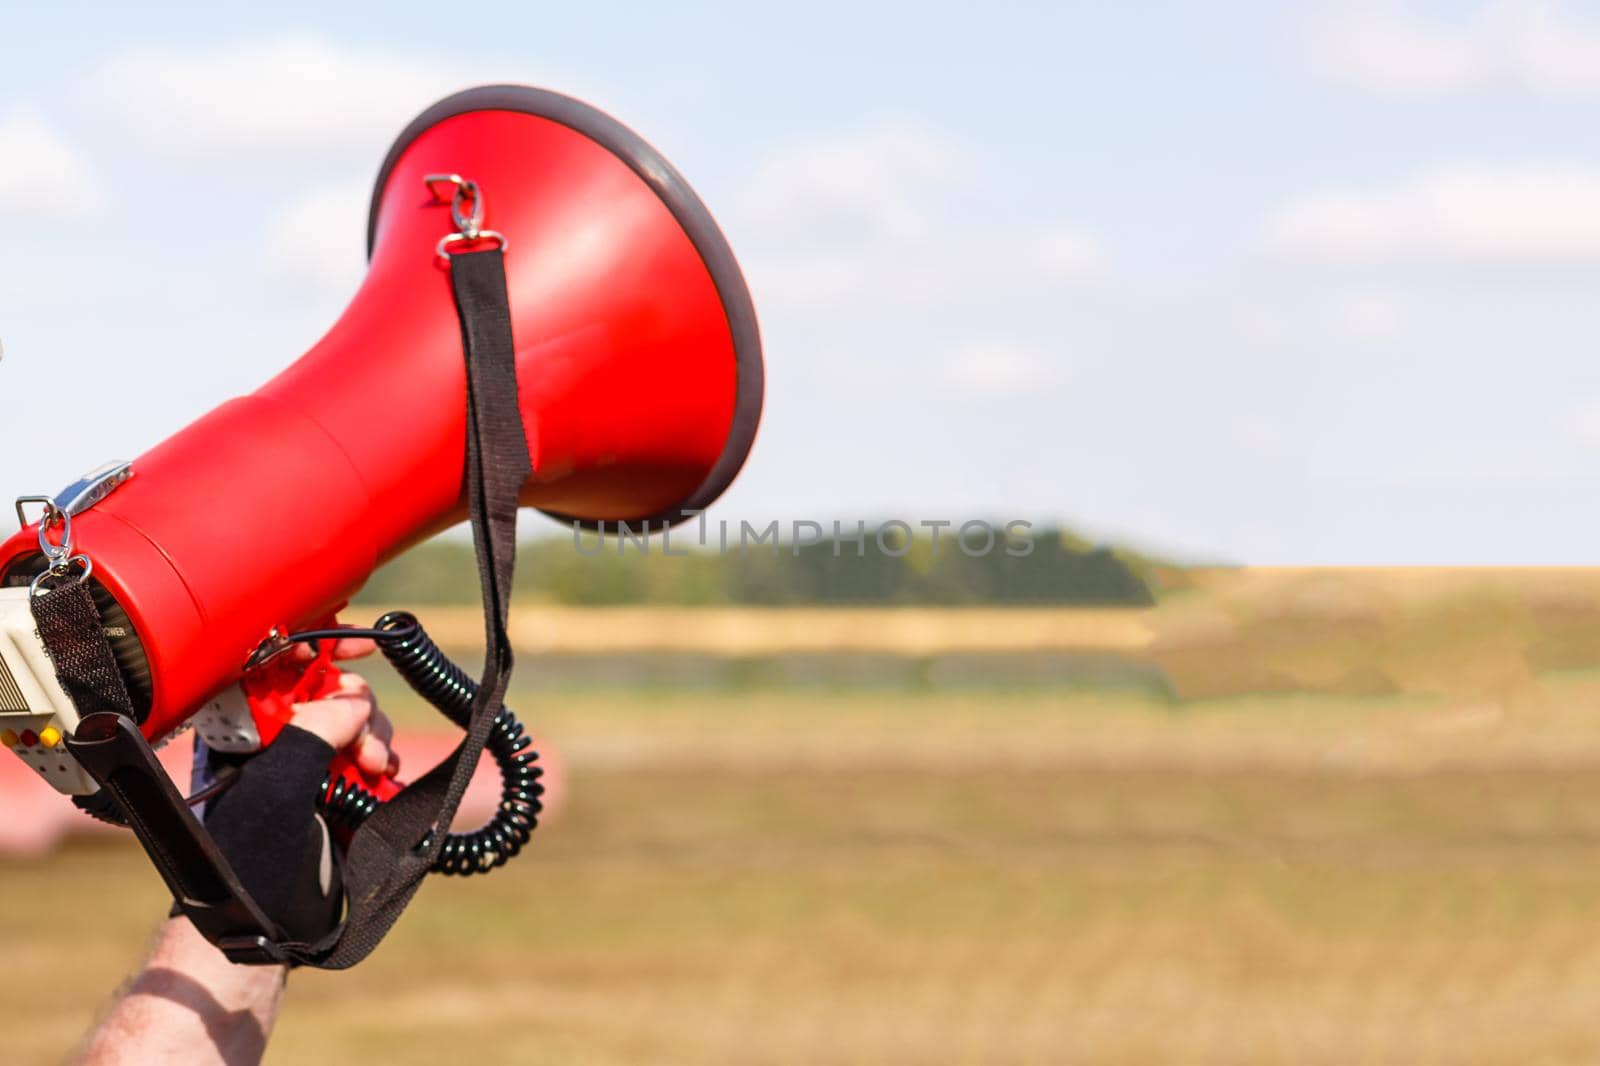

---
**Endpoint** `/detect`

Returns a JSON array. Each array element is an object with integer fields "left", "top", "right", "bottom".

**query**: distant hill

[{"left": 354, "top": 525, "right": 1164, "bottom": 607}]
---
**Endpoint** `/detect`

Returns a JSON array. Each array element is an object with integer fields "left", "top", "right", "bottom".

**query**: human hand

[{"left": 287, "top": 638, "right": 398, "bottom": 777}]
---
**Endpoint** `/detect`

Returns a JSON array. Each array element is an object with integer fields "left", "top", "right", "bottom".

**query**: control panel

[{"left": 0, "top": 586, "right": 101, "bottom": 794}]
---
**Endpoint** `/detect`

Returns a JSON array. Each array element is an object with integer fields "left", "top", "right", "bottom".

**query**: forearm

[
  {"left": 74, "top": 682, "right": 377, "bottom": 1064},
  {"left": 76, "top": 918, "right": 286, "bottom": 1066}
]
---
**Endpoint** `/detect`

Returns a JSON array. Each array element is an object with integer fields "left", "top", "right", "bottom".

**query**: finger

[
  {"left": 288, "top": 694, "right": 372, "bottom": 724},
  {"left": 365, "top": 707, "right": 394, "bottom": 747},
  {"left": 334, "top": 677, "right": 385, "bottom": 745},
  {"left": 289, "top": 695, "right": 374, "bottom": 751},
  {"left": 337, "top": 671, "right": 372, "bottom": 697},
  {"left": 354, "top": 708, "right": 395, "bottom": 776},
  {"left": 386, "top": 750, "right": 401, "bottom": 777},
  {"left": 331, "top": 637, "right": 377, "bottom": 661},
  {"left": 355, "top": 730, "right": 391, "bottom": 777}
]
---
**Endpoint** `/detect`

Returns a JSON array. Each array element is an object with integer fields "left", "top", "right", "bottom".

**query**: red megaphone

[{"left": 0, "top": 85, "right": 762, "bottom": 762}]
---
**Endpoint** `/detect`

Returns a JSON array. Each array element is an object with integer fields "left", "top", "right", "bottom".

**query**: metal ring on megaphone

[
  {"left": 14, "top": 494, "right": 54, "bottom": 533},
  {"left": 29, "top": 553, "right": 92, "bottom": 597},
  {"left": 423, "top": 173, "right": 466, "bottom": 202},
  {"left": 436, "top": 230, "right": 508, "bottom": 267}
]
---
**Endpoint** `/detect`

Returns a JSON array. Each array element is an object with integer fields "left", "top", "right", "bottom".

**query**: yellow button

[
  {"left": 0, "top": 730, "right": 15, "bottom": 749},
  {"left": 38, "top": 726, "right": 61, "bottom": 749}
]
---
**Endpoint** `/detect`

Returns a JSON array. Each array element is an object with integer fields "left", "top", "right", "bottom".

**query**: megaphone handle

[
  {"left": 238, "top": 640, "right": 405, "bottom": 814},
  {"left": 234, "top": 610, "right": 542, "bottom": 874}
]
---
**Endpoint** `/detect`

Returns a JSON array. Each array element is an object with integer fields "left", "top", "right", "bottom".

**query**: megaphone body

[{"left": 0, "top": 87, "right": 761, "bottom": 795}]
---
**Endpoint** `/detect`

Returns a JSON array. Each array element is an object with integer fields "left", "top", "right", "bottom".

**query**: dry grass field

[{"left": 8, "top": 570, "right": 1600, "bottom": 1063}]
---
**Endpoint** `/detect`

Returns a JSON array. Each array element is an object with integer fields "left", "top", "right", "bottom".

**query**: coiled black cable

[
  {"left": 73, "top": 611, "right": 543, "bottom": 875},
  {"left": 310, "top": 611, "right": 544, "bottom": 876}
]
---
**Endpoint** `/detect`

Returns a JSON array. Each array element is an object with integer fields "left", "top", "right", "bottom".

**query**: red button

[{"left": 18, "top": 730, "right": 37, "bottom": 747}]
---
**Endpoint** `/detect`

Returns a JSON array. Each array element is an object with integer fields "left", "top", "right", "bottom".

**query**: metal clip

[
  {"left": 424, "top": 173, "right": 508, "bottom": 265},
  {"left": 17, "top": 496, "right": 92, "bottom": 595},
  {"left": 13, "top": 461, "right": 133, "bottom": 596},
  {"left": 244, "top": 627, "right": 295, "bottom": 670}
]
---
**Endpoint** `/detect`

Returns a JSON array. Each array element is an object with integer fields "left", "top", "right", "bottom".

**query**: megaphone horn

[{"left": 0, "top": 85, "right": 764, "bottom": 740}]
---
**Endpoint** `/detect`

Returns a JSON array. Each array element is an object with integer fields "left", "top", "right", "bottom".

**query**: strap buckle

[{"left": 216, "top": 935, "right": 294, "bottom": 966}]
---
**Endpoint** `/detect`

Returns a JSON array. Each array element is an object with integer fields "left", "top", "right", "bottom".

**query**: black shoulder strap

[
  {"left": 312, "top": 247, "right": 529, "bottom": 968},
  {"left": 40, "top": 245, "right": 528, "bottom": 969}
]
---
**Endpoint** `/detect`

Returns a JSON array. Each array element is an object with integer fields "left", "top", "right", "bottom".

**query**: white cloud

[
  {"left": 1261, "top": 164, "right": 1600, "bottom": 263},
  {"left": 1298, "top": 0, "right": 1600, "bottom": 95},
  {"left": 91, "top": 37, "right": 472, "bottom": 162},
  {"left": 934, "top": 341, "right": 1068, "bottom": 398},
  {"left": 87, "top": 36, "right": 650, "bottom": 168},
  {"left": 730, "top": 121, "right": 1105, "bottom": 317},
  {"left": 1330, "top": 289, "right": 1411, "bottom": 343},
  {"left": 0, "top": 109, "right": 98, "bottom": 216},
  {"left": 732, "top": 123, "right": 976, "bottom": 245}
]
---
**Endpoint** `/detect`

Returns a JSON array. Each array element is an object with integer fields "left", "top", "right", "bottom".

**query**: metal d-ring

[
  {"left": 435, "top": 229, "right": 508, "bottom": 266},
  {"left": 14, "top": 494, "right": 52, "bottom": 531}
]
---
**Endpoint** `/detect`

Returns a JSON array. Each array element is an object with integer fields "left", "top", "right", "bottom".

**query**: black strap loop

[{"left": 32, "top": 582, "right": 138, "bottom": 719}]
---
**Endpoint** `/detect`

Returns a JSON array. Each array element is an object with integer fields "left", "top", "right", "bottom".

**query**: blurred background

[{"left": 7, "top": 2, "right": 1600, "bottom": 1062}]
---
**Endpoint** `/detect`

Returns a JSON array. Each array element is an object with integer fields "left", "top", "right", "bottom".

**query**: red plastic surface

[
  {"left": 242, "top": 645, "right": 404, "bottom": 803},
  {"left": 0, "top": 105, "right": 744, "bottom": 742},
  {"left": 241, "top": 642, "right": 341, "bottom": 751}
]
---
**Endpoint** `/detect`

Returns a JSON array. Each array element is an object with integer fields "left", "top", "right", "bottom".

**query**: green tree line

[{"left": 355, "top": 525, "right": 1159, "bottom": 607}]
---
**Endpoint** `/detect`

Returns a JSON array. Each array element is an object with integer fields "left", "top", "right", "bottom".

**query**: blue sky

[{"left": 4, "top": 1, "right": 1600, "bottom": 563}]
